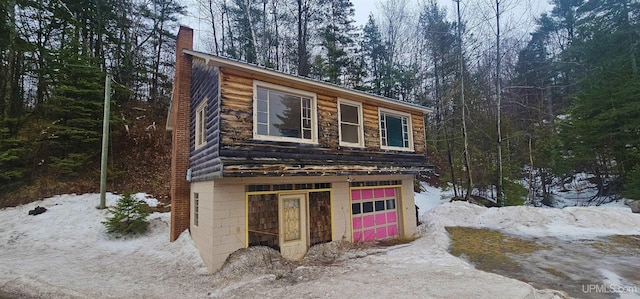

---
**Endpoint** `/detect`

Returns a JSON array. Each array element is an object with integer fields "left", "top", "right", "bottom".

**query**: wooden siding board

[
  {"left": 189, "top": 62, "right": 222, "bottom": 181},
  {"left": 216, "top": 67, "right": 431, "bottom": 177}
]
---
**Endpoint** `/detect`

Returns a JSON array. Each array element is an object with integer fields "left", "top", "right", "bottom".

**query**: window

[
  {"left": 253, "top": 81, "right": 317, "bottom": 143},
  {"left": 195, "top": 101, "right": 207, "bottom": 149},
  {"left": 338, "top": 99, "right": 364, "bottom": 147},
  {"left": 193, "top": 193, "right": 199, "bottom": 227},
  {"left": 379, "top": 108, "right": 413, "bottom": 151}
]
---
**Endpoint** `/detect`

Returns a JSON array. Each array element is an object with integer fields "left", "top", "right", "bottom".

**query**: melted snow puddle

[{"left": 452, "top": 232, "right": 640, "bottom": 299}]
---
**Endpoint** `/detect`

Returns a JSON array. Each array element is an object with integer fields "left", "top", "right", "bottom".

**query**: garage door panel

[
  {"left": 385, "top": 188, "right": 395, "bottom": 197},
  {"left": 375, "top": 214, "right": 386, "bottom": 225},
  {"left": 387, "top": 211, "right": 397, "bottom": 223},
  {"left": 363, "top": 229, "right": 375, "bottom": 241},
  {"left": 388, "top": 224, "right": 398, "bottom": 236},
  {"left": 351, "top": 187, "right": 400, "bottom": 242},
  {"left": 376, "top": 227, "right": 387, "bottom": 238},
  {"left": 353, "top": 217, "right": 362, "bottom": 229},
  {"left": 363, "top": 215, "right": 375, "bottom": 227}
]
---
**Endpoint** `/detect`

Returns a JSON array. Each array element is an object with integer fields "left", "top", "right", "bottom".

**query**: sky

[
  {"left": 349, "top": 0, "right": 553, "bottom": 25},
  {"left": 180, "top": 0, "right": 553, "bottom": 52}
]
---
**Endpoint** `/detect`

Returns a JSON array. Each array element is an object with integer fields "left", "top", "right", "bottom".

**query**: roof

[{"left": 183, "top": 49, "right": 433, "bottom": 114}]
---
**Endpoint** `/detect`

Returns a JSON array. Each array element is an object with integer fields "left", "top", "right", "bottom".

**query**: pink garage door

[{"left": 351, "top": 188, "right": 399, "bottom": 242}]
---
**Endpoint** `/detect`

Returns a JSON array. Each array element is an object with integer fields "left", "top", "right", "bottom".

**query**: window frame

[
  {"left": 338, "top": 98, "right": 365, "bottom": 148},
  {"left": 252, "top": 81, "right": 318, "bottom": 144},
  {"left": 193, "top": 192, "right": 199, "bottom": 227},
  {"left": 195, "top": 100, "right": 207, "bottom": 149},
  {"left": 378, "top": 107, "right": 414, "bottom": 152}
]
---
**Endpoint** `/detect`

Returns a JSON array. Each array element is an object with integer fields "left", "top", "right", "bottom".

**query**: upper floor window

[
  {"left": 379, "top": 108, "right": 413, "bottom": 151},
  {"left": 195, "top": 101, "right": 207, "bottom": 149},
  {"left": 253, "top": 81, "right": 317, "bottom": 144},
  {"left": 338, "top": 99, "right": 364, "bottom": 147}
]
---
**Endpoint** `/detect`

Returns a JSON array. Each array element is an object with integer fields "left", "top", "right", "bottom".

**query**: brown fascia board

[{"left": 183, "top": 49, "right": 434, "bottom": 115}]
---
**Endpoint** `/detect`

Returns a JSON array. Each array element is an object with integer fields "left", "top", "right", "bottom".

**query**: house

[{"left": 167, "top": 26, "right": 433, "bottom": 272}]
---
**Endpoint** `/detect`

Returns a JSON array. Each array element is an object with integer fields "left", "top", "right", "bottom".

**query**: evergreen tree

[
  {"left": 103, "top": 192, "right": 150, "bottom": 235},
  {"left": 318, "top": 0, "right": 356, "bottom": 84},
  {"left": 44, "top": 42, "right": 106, "bottom": 175},
  {"left": 559, "top": 0, "right": 640, "bottom": 200},
  {"left": 361, "top": 15, "right": 386, "bottom": 94}
]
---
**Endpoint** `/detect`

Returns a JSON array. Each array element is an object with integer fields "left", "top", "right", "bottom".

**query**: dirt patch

[
  {"left": 446, "top": 227, "right": 547, "bottom": 274},
  {"left": 592, "top": 235, "right": 640, "bottom": 254},
  {"left": 212, "top": 241, "right": 389, "bottom": 286},
  {"left": 215, "top": 246, "right": 297, "bottom": 281},
  {"left": 446, "top": 227, "right": 640, "bottom": 299}
]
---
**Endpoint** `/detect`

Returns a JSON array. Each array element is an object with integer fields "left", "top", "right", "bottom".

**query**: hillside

[{"left": 0, "top": 102, "right": 172, "bottom": 208}]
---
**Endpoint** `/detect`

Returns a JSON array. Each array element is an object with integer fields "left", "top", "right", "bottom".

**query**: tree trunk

[
  {"left": 296, "top": 0, "right": 309, "bottom": 76},
  {"left": 528, "top": 135, "right": 534, "bottom": 204},
  {"left": 272, "top": 1, "right": 280, "bottom": 68},
  {"left": 495, "top": 0, "right": 504, "bottom": 205},
  {"left": 244, "top": 0, "right": 259, "bottom": 63},
  {"left": 456, "top": 0, "right": 473, "bottom": 201},
  {"left": 208, "top": 0, "right": 220, "bottom": 55},
  {"left": 1, "top": 0, "right": 16, "bottom": 121}
]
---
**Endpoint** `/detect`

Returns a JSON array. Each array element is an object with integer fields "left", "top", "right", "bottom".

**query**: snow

[
  {"left": 133, "top": 192, "right": 160, "bottom": 207},
  {"left": 424, "top": 201, "right": 639, "bottom": 240},
  {"left": 1, "top": 189, "right": 639, "bottom": 298},
  {"left": 413, "top": 183, "right": 451, "bottom": 214}
]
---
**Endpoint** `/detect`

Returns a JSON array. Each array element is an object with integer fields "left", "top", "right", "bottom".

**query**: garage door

[{"left": 351, "top": 187, "right": 399, "bottom": 242}]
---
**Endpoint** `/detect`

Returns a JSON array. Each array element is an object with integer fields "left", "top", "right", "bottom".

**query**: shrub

[
  {"left": 624, "top": 165, "right": 640, "bottom": 200},
  {"left": 103, "top": 192, "right": 150, "bottom": 236},
  {"left": 502, "top": 179, "right": 527, "bottom": 206}
]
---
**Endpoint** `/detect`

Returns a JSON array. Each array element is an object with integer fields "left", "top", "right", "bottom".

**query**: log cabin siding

[
  {"left": 189, "top": 60, "right": 222, "bottom": 181},
  {"left": 219, "top": 70, "right": 253, "bottom": 146},
  {"left": 216, "top": 67, "right": 431, "bottom": 177},
  {"left": 317, "top": 94, "right": 338, "bottom": 148}
]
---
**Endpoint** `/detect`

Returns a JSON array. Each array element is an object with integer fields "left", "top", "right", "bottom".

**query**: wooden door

[{"left": 279, "top": 193, "right": 308, "bottom": 260}]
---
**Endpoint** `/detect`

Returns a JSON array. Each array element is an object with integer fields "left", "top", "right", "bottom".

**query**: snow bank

[
  {"left": 0, "top": 193, "right": 210, "bottom": 299},
  {"left": 423, "top": 201, "right": 640, "bottom": 239},
  {"left": 414, "top": 182, "right": 450, "bottom": 214}
]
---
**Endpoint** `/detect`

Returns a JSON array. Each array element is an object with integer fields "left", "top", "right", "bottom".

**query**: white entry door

[{"left": 279, "top": 193, "right": 308, "bottom": 261}]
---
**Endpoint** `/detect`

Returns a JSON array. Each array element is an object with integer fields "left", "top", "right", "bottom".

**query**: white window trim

[
  {"left": 252, "top": 81, "right": 318, "bottom": 144},
  {"left": 338, "top": 98, "right": 365, "bottom": 148},
  {"left": 378, "top": 107, "right": 414, "bottom": 152},
  {"left": 195, "top": 100, "right": 207, "bottom": 150}
]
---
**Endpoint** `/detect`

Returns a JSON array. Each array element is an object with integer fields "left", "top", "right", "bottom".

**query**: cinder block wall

[
  {"left": 210, "top": 182, "right": 246, "bottom": 269},
  {"left": 170, "top": 26, "right": 193, "bottom": 241}
]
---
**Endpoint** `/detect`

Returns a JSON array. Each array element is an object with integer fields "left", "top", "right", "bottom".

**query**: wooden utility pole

[{"left": 98, "top": 74, "right": 112, "bottom": 209}]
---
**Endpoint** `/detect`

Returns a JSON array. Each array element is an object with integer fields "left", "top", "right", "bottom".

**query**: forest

[{"left": 1, "top": 0, "right": 639, "bottom": 207}]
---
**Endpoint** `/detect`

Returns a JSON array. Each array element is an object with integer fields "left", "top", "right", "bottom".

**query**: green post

[{"left": 98, "top": 74, "right": 112, "bottom": 209}]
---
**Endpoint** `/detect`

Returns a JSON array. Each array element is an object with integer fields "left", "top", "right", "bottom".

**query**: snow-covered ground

[{"left": 1, "top": 187, "right": 638, "bottom": 298}]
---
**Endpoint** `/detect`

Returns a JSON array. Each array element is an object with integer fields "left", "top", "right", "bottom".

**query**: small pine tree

[
  {"left": 502, "top": 179, "right": 527, "bottom": 206},
  {"left": 103, "top": 193, "right": 150, "bottom": 236}
]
